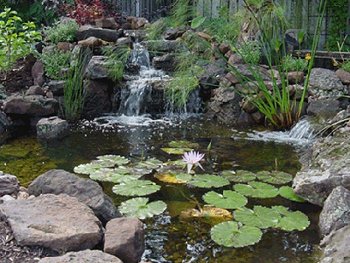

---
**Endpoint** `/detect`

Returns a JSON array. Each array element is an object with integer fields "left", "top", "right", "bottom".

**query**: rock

[
  {"left": 95, "top": 17, "right": 119, "bottom": 29},
  {"left": 47, "top": 80, "right": 65, "bottom": 96},
  {"left": 116, "top": 37, "right": 132, "bottom": 46},
  {"left": 124, "top": 30, "right": 147, "bottom": 41},
  {"left": 0, "top": 194, "right": 102, "bottom": 252},
  {"left": 36, "top": 116, "right": 69, "bottom": 140},
  {"left": 219, "top": 43, "right": 230, "bottom": 54},
  {"left": 320, "top": 225, "right": 350, "bottom": 263},
  {"left": 127, "top": 16, "right": 149, "bottom": 29},
  {"left": 196, "top": 31, "right": 212, "bottom": 41},
  {"left": 4, "top": 94, "right": 58, "bottom": 116},
  {"left": 319, "top": 186, "right": 350, "bottom": 237},
  {"left": 293, "top": 132, "right": 350, "bottom": 206},
  {"left": 336, "top": 68, "right": 350, "bottom": 85},
  {"left": 206, "top": 87, "right": 242, "bottom": 125},
  {"left": 57, "top": 42, "right": 74, "bottom": 52},
  {"left": 141, "top": 40, "right": 184, "bottom": 53},
  {"left": 0, "top": 194, "right": 15, "bottom": 202},
  {"left": 85, "top": 56, "right": 109, "bottom": 80},
  {"left": 152, "top": 53, "right": 176, "bottom": 71},
  {"left": 237, "top": 111, "right": 256, "bottom": 126},
  {"left": 309, "top": 68, "right": 347, "bottom": 98},
  {"left": 83, "top": 80, "right": 112, "bottom": 118},
  {"left": 287, "top": 71, "right": 304, "bottom": 84},
  {"left": 285, "top": 29, "right": 300, "bottom": 52},
  {"left": 0, "top": 172, "right": 19, "bottom": 197},
  {"left": 0, "top": 111, "right": 11, "bottom": 138},
  {"left": 77, "top": 25, "right": 122, "bottom": 42},
  {"left": 307, "top": 98, "right": 340, "bottom": 121},
  {"left": 25, "top": 85, "right": 45, "bottom": 96},
  {"left": 164, "top": 28, "right": 186, "bottom": 40},
  {"left": 104, "top": 218, "right": 144, "bottom": 263},
  {"left": 28, "top": 169, "right": 119, "bottom": 223},
  {"left": 199, "top": 61, "right": 227, "bottom": 89},
  {"left": 78, "top": 37, "right": 109, "bottom": 47},
  {"left": 241, "top": 99, "right": 257, "bottom": 113},
  {"left": 17, "top": 191, "right": 30, "bottom": 200},
  {"left": 39, "top": 250, "right": 123, "bottom": 263},
  {"left": 231, "top": 64, "right": 270, "bottom": 81},
  {"left": 32, "top": 61, "right": 45, "bottom": 86},
  {"left": 224, "top": 72, "right": 240, "bottom": 85}
]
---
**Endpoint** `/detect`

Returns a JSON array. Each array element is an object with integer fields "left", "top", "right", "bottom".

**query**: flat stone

[
  {"left": 0, "top": 194, "right": 102, "bottom": 252},
  {"left": 0, "top": 172, "right": 19, "bottom": 197},
  {"left": 25, "top": 85, "right": 45, "bottom": 96},
  {"left": 36, "top": 116, "right": 69, "bottom": 140},
  {"left": 307, "top": 98, "right": 340, "bottom": 121},
  {"left": 309, "top": 68, "right": 346, "bottom": 98},
  {"left": 319, "top": 186, "right": 350, "bottom": 237},
  {"left": 164, "top": 28, "right": 186, "bottom": 40},
  {"left": 28, "top": 169, "right": 119, "bottom": 223},
  {"left": 104, "top": 218, "right": 144, "bottom": 263},
  {"left": 152, "top": 53, "right": 176, "bottom": 71},
  {"left": 39, "top": 249, "right": 123, "bottom": 263},
  {"left": 78, "top": 37, "right": 109, "bottom": 47},
  {"left": 95, "top": 17, "right": 119, "bottom": 29},
  {"left": 77, "top": 25, "right": 121, "bottom": 42}
]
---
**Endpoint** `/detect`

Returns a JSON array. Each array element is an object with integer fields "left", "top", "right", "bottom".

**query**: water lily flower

[{"left": 182, "top": 150, "right": 205, "bottom": 174}]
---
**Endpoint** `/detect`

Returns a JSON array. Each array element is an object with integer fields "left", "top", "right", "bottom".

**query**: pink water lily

[{"left": 182, "top": 150, "right": 205, "bottom": 174}]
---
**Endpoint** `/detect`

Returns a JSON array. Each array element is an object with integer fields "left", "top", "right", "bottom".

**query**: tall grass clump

[
  {"left": 63, "top": 48, "right": 90, "bottom": 122},
  {"left": 45, "top": 20, "right": 79, "bottom": 44},
  {"left": 102, "top": 45, "right": 131, "bottom": 82}
]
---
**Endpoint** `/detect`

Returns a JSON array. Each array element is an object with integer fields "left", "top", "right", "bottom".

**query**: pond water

[{"left": 0, "top": 117, "right": 321, "bottom": 262}]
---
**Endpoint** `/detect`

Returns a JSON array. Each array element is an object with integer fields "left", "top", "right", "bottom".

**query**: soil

[{"left": 0, "top": 218, "right": 57, "bottom": 263}]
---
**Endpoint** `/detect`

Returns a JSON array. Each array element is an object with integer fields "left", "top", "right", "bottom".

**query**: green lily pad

[
  {"left": 256, "top": 170, "right": 293, "bottom": 185},
  {"left": 135, "top": 157, "right": 163, "bottom": 170},
  {"left": 234, "top": 206, "right": 281, "bottom": 229},
  {"left": 221, "top": 170, "right": 256, "bottom": 183},
  {"left": 272, "top": 206, "right": 310, "bottom": 231},
  {"left": 155, "top": 171, "right": 192, "bottom": 184},
  {"left": 165, "top": 159, "right": 186, "bottom": 168},
  {"left": 168, "top": 140, "right": 199, "bottom": 149},
  {"left": 73, "top": 160, "right": 115, "bottom": 175},
  {"left": 89, "top": 167, "right": 143, "bottom": 183},
  {"left": 161, "top": 147, "right": 192, "bottom": 155},
  {"left": 233, "top": 181, "right": 279, "bottom": 199},
  {"left": 203, "top": 190, "right": 247, "bottom": 209},
  {"left": 96, "top": 155, "right": 130, "bottom": 166},
  {"left": 278, "top": 186, "right": 305, "bottom": 202},
  {"left": 112, "top": 180, "right": 161, "bottom": 196},
  {"left": 119, "top": 197, "right": 167, "bottom": 219},
  {"left": 188, "top": 174, "right": 230, "bottom": 188},
  {"left": 210, "top": 221, "right": 263, "bottom": 248}
]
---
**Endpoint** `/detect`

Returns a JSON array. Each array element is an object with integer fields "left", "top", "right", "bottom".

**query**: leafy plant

[
  {"left": 0, "top": 8, "right": 41, "bottom": 72},
  {"left": 90, "top": 168, "right": 143, "bottom": 183},
  {"left": 112, "top": 180, "right": 161, "bottom": 196},
  {"left": 256, "top": 170, "right": 293, "bottom": 185},
  {"left": 40, "top": 49, "right": 71, "bottom": 80},
  {"left": 191, "top": 16, "right": 206, "bottom": 29},
  {"left": 119, "top": 197, "right": 167, "bottom": 219},
  {"left": 234, "top": 206, "right": 281, "bottom": 229},
  {"left": 168, "top": 0, "right": 193, "bottom": 28},
  {"left": 145, "top": 18, "right": 167, "bottom": 41},
  {"left": 221, "top": 170, "right": 256, "bottom": 183},
  {"left": 97, "top": 154, "right": 130, "bottom": 165},
  {"left": 188, "top": 174, "right": 230, "bottom": 188},
  {"left": 45, "top": 19, "right": 79, "bottom": 44},
  {"left": 282, "top": 54, "right": 308, "bottom": 72},
  {"left": 342, "top": 60, "right": 350, "bottom": 72},
  {"left": 272, "top": 206, "right": 310, "bottom": 231},
  {"left": 234, "top": 181, "right": 279, "bottom": 198},
  {"left": 278, "top": 186, "right": 305, "bottom": 202},
  {"left": 203, "top": 190, "right": 247, "bottom": 209},
  {"left": 64, "top": 0, "right": 105, "bottom": 25},
  {"left": 102, "top": 45, "right": 131, "bottom": 82},
  {"left": 236, "top": 41, "right": 261, "bottom": 65}
]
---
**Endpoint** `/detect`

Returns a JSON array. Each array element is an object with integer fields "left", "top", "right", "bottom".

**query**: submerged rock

[
  {"left": 0, "top": 172, "right": 19, "bottom": 197},
  {"left": 28, "top": 169, "right": 119, "bottom": 223},
  {"left": 104, "top": 218, "right": 144, "bottom": 263},
  {"left": 36, "top": 116, "right": 69, "bottom": 140},
  {"left": 0, "top": 194, "right": 102, "bottom": 252},
  {"left": 39, "top": 249, "right": 123, "bottom": 263}
]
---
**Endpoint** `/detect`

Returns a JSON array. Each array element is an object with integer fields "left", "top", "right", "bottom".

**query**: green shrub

[
  {"left": 341, "top": 60, "right": 350, "bottom": 72},
  {"left": 282, "top": 55, "right": 308, "bottom": 72},
  {"left": 0, "top": 8, "right": 41, "bottom": 72},
  {"left": 40, "top": 49, "right": 71, "bottom": 80},
  {"left": 45, "top": 20, "right": 79, "bottom": 44},
  {"left": 236, "top": 41, "right": 261, "bottom": 65}
]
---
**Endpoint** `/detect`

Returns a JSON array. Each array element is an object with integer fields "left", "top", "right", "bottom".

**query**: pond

[{"left": 0, "top": 117, "right": 321, "bottom": 262}]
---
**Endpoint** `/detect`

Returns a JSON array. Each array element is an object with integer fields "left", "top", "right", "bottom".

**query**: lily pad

[
  {"left": 203, "top": 190, "right": 247, "bottom": 209},
  {"left": 161, "top": 147, "right": 192, "bottom": 155},
  {"left": 89, "top": 167, "right": 143, "bottom": 183},
  {"left": 180, "top": 205, "right": 233, "bottom": 224},
  {"left": 210, "top": 221, "right": 263, "bottom": 248},
  {"left": 164, "top": 159, "right": 186, "bottom": 168},
  {"left": 278, "top": 186, "right": 305, "bottom": 202},
  {"left": 112, "top": 180, "right": 161, "bottom": 196},
  {"left": 256, "top": 170, "right": 293, "bottom": 185},
  {"left": 96, "top": 155, "right": 130, "bottom": 166},
  {"left": 234, "top": 206, "right": 281, "bottom": 229},
  {"left": 233, "top": 181, "right": 279, "bottom": 199},
  {"left": 272, "top": 206, "right": 310, "bottom": 231},
  {"left": 135, "top": 157, "right": 163, "bottom": 170},
  {"left": 188, "top": 174, "right": 230, "bottom": 188},
  {"left": 73, "top": 160, "right": 114, "bottom": 175},
  {"left": 155, "top": 171, "right": 192, "bottom": 184},
  {"left": 168, "top": 140, "right": 199, "bottom": 149},
  {"left": 221, "top": 170, "right": 256, "bottom": 183},
  {"left": 119, "top": 197, "right": 167, "bottom": 219}
]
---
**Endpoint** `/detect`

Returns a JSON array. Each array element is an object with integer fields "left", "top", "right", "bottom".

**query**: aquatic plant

[
  {"left": 188, "top": 174, "right": 230, "bottom": 188},
  {"left": 155, "top": 171, "right": 192, "bottom": 184},
  {"left": 182, "top": 150, "right": 205, "bottom": 174},
  {"left": 119, "top": 197, "right": 167, "bottom": 220},
  {"left": 221, "top": 170, "right": 256, "bottom": 183},
  {"left": 234, "top": 206, "right": 281, "bottom": 229},
  {"left": 234, "top": 181, "right": 279, "bottom": 198},
  {"left": 112, "top": 180, "right": 161, "bottom": 196},
  {"left": 278, "top": 186, "right": 305, "bottom": 202},
  {"left": 203, "top": 190, "right": 247, "bottom": 209},
  {"left": 44, "top": 19, "right": 79, "bottom": 44},
  {"left": 180, "top": 206, "right": 233, "bottom": 224},
  {"left": 256, "top": 170, "right": 293, "bottom": 185}
]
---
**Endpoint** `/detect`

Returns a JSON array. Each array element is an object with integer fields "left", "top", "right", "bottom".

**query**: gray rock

[
  {"left": 336, "top": 69, "right": 350, "bottom": 85},
  {"left": 0, "top": 172, "right": 19, "bottom": 197},
  {"left": 83, "top": 80, "right": 112, "bottom": 118},
  {"left": 230, "top": 64, "right": 270, "bottom": 81},
  {"left": 77, "top": 25, "right": 121, "bottom": 42},
  {"left": 0, "top": 194, "right": 15, "bottom": 202},
  {"left": 309, "top": 68, "right": 347, "bottom": 98},
  {"left": 319, "top": 186, "right": 350, "bottom": 237},
  {"left": 48, "top": 80, "right": 65, "bottom": 96},
  {"left": 85, "top": 56, "right": 109, "bottom": 80},
  {"left": 32, "top": 60, "right": 45, "bottom": 86},
  {"left": 0, "top": 111, "right": 11, "bottom": 138},
  {"left": 293, "top": 132, "right": 350, "bottom": 206},
  {"left": 104, "top": 218, "right": 144, "bottom": 263},
  {"left": 4, "top": 94, "right": 58, "bottom": 116},
  {"left": 164, "top": 28, "right": 186, "bottom": 40},
  {"left": 39, "top": 249, "right": 123, "bottom": 263},
  {"left": 95, "top": 17, "right": 119, "bottom": 29},
  {"left": 152, "top": 53, "right": 176, "bottom": 71},
  {"left": 320, "top": 225, "right": 350, "bottom": 263},
  {"left": 0, "top": 194, "right": 102, "bottom": 252},
  {"left": 307, "top": 98, "right": 340, "bottom": 121},
  {"left": 36, "top": 116, "right": 69, "bottom": 140},
  {"left": 124, "top": 30, "right": 146, "bottom": 41},
  {"left": 199, "top": 62, "right": 227, "bottom": 90},
  {"left": 287, "top": 71, "right": 304, "bottom": 84},
  {"left": 25, "top": 85, "right": 45, "bottom": 96},
  {"left": 116, "top": 37, "right": 132, "bottom": 46},
  {"left": 28, "top": 169, "right": 119, "bottom": 223}
]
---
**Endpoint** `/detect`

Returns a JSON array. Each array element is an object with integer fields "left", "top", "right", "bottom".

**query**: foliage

[
  {"left": 342, "top": 60, "right": 350, "bottom": 72},
  {"left": 191, "top": 16, "right": 206, "bottom": 29},
  {"left": 119, "top": 197, "right": 167, "bottom": 219},
  {"left": 168, "top": 0, "right": 193, "bottom": 28},
  {"left": 168, "top": 140, "right": 199, "bottom": 149},
  {"left": 234, "top": 181, "right": 279, "bottom": 198},
  {"left": 236, "top": 41, "right": 261, "bottom": 65},
  {"left": 234, "top": 206, "right": 281, "bottom": 229},
  {"left": 221, "top": 170, "right": 256, "bottom": 183},
  {"left": 278, "top": 186, "right": 305, "bottom": 202},
  {"left": 102, "top": 45, "right": 131, "bottom": 82},
  {"left": 145, "top": 18, "right": 167, "bottom": 40},
  {"left": 282, "top": 54, "right": 308, "bottom": 72},
  {"left": 272, "top": 206, "right": 310, "bottom": 231},
  {"left": 40, "top": 49, "right": 71, "bottom": 80},
  {"left": 63, "top": 48, "right": 89, "bottom": 122},
  {"left": 188, "top": 174, "right": 230, "bottom": 188},
  {"left": 45, "top": 19, "right": 79, "bottom": 44},
  {"left": 161, "top": 147, "right": 192, "bottom": 155},
  {"left": 0, "top": 8, "right": 41, "bottom": 72},
  {"left": 256, "top": 170, "right": 293, "bottom": 185},
  {"left": 203, "top": 190, "right": 247, "bottom": 209},
  {"left": 64, "top": 0, "right": 105, "bottom": 25},
  {"left": 97, "top": 154, "right": 130, "bottom": 165},
  {"left": 210, "top": 221, "right": 263, "bottom": 248},
  {"left": 112, "top": 180, "right": 161, "bottom": 196},
  {"left": 90, "top": 168, "right": 143, "bottom": 183}
]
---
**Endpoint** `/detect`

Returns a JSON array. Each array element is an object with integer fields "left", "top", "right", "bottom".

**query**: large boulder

[
  {"left": 36, "top": 116, "right": 69, "bottom": 140},
  {"left": 104, "top": 218, "right": 144, "bottom": 263},
  {"left": 293, "top": 132, "right": 350, "bottom": 206},
  {"left": 39, "top": 250, "right": 123, "bottom": 263},
  {"left": 83, "top": 80, "right": 112, "bottom": 118},
  {"left": 76, "top": 25, "right": 122, "bottom": 42},
  {"left": 47, "top": 80, "right": 65, "bottom": 96},
  {"left": 0, "top": 194, "right": 102, "bottom": 252},
  {"left": 3, "top": 94, "right": 58, "bottom": 116},
  {"left": 28, "top": 169, "right": 119, "bottom": 223},
  {"left": 85, "top": 56, "right": 109, "bottom": 80},
  {"left": 319, "top": 186, "right": 350, "bottom": 237},
  {"left": 0, "top": 172, "right": 19, "bottom": 197},
  {"left": 307, "top": 98, "right": 341, "bottom": 121}
]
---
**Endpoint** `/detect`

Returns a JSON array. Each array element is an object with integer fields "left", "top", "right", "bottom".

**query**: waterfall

[{"left": 288, "top": 119, "right": 314, "bottom": 140}]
